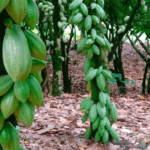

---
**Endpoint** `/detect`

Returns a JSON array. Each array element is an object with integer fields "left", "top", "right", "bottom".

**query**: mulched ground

[{"left": 20, "top": 42, "right": 150, "bottom": 150}]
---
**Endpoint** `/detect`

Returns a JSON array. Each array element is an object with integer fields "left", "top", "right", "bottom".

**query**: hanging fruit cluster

[
  {"left": 69, "top": 0, "right": 120, "bottom": 144},
  {"left": 0, "top": 0, "right": 46, "bottom": 149}
]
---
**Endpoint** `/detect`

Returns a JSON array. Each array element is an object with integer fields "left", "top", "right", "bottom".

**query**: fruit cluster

[
  {"left": 0, "top": 0, "right": 46, "bottom": 149},
  {"left": 68, "top": 0, "right": 120, "bottom": 144}
]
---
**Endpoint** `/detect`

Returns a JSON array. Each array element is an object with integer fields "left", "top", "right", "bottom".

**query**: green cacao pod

[
  {"left": 92, "top": 44, "right": 100, "bottom": 55},
  {"left": 98, "top": 126, "right": 105, "bottom": 136},
  {"left": 97, "top": 102, "right": 106, "bottom": 119},
  {"left": 110, "top": 103, "right": 118, "bottom": 122},
  {"left": 14, "top": 101, "right": 35, "bottom": 127},
  {"left": 77, "top": 37, "right": 88, "bottom": 51},
  {"left": 104, "top": 37, "right": 111, "bottom": 51},
  {"left": 95, "top": 4, "right": 105, "bottom": 19},
  {"left": 31, "top": 57, "right": 47, "bottom": 73},
  {"left": 84, "top": 15, "right": 92, "bottom": 31},
  {"left": 3, "top": 24, "right": 32, "bottom": 82},
  {"left": 24, "top": 0, "right": 39, "bottom": 29},
  {"left": 1, "top": 89, "right": 19, "bottom": 119},
  {"left": 109, "top": 128, "right": 120, "bottom": 142},
  {"left": 96, "top": 35, "right": 105, "bottom": 46},
  {"left": 89, "top": 104, "right": 97, "bottom": 122},
  {"left": 73, "top": 13, "right": 83, "bottom": 24},
  {"left": 80, "top": 97, "right": 91, "bottom": 110},
  {"left": 105, "top": 93, "right": 112, "bottom": 108},
  {"left": 31, "top": 72, "right": 43, "bottom": 84},
  {"left": 26, "top": 75, "right": 44, "bottom": 107},
  {"left": 0, "top": 0, "right": 9, "bottom": 12},
  {"left": 102, "top": 70, "right": 112, "bottom": 79},
  {"left": 71, "top": 8, "right": 80, "bottom": 16},
  {"left": 96, "top": 74, "right": 105, "bottom": 91},
  {"left": 92, "top": 116, "right": 100, "bottom": 130},
  {"left": 85, "top": 100, "right": 94, "bottom": 112},
  {"left": 85, "top": 128, "right": 92, "bottom": 139},
  {"left": 84, "top": 58, "right": 91, "bottom": 74},
  {"left": 6, "top": 0, "right": 27, "bottom": 24},
  {"left": 0, "top": 75, "right": 13, "bottom": 96},
  {"left": 80, "top": 3, "right": 88, "bottom": 16},
  {"left": 24, "top": 30, "right": 46, "bottom": 60},
  {"left": 87, "top": 48, "right": 94, "bottom": 59},
  {"left": 96, "top": 66, "right": 103, "bottom": 76},
  {"left": 99, "top": 92, "right": 106, "bottom": 107},
  {"left": 91, "top": 28, "right": 97, "bottom": 40},
  {"left": 105, "top": 117, "right": 111, "bottom": 131},
  {"left": 91, "top": 3, "right": 96, "bottom": 9},
  {"left": 14, "top": 80, "right": 30, "bottom": 103},
  {"left": 82, "top": 112, "right": 89, "bottom": 123},
  {"left": 69, "top": 0, "right": 83, "bottom": 10},
  {"left": 92, "top": 15, "right": 100, "bottom": 25},
  {"left": 98, "top": 0, "right": 104, "bottom": 8},
  {"left": 102, "top": 130, "right": 109, "bottom": 144},
  {"left": 85, "top": 68, "right": 97, "bottom": 81},
  {"left": 95, "top": 131, "right": 101, "bottom": 142}
]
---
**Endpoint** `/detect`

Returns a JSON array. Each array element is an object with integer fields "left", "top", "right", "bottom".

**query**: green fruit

[
  {"left": 91, "top": 29, "right": 97, "bottom": 40},
  {"left": 95, "top": 131, "right": 101, "bottom": 142},
  {"left": 31, "top": 72, "right": 43, "bottom": 84},
  {"left": 99, "top": 92, "right": 106, "bottom": 107},
  {"left": 110, "top": 103, "right": 118, "bottom": 122},
  {"left": 96, "top": 35, "right": 105, "bottom": 46},
  {"left": 105, "top": 117, "right": 111, "bottom": 131},
  {"left": 26, "top": 75, "right": 44, "bottom": 107},
  {"left": 68, "top": 15, "right": 74, "bottom": 24},
  {"left": 85, "top": 100, "right": 94, "bottom": 112},
  {"left": 85, "top": 128, "right": 92, "bottom": 139},
  {"left": 92, "top": 44, "right": 100, "bottom": 55},
  {"left": 96, "top": 74, "right": 105, "bottom": 91},
  {"left": 98, "top": 0, "right": 104, "bottom": 8},
  {"left": 24, "top": 0, "right": 39, "bottom": 29},
  {"left": 104, "top": 37, "right": 111, "bottom": 51},
  {"left": 1, "top": 89, "right": 19, "bottom": 119},
  {"left": 85, "top": 68, "right": 97, "bottom": 81},
  {"left": 6, "top": 0, "right": 27, "bottom": 24},
  {"left": 24, "top": 29, "right": 46, "bottom": 60},
  {"left": 73, "top": 13, "right": 83, "bottom": 24},
  {"left": 0, "top": 75, "right": 13, "bottom": 96},
  {"left": 92, "top": 15, "right": 100, "bottom": 25},
  {"left": 0, "top": 0, "right": 9, "bottom": 12},
  {"left": 91, "top": 3, "right": 96, "bottom": 9},
  {"left": 14, "top": 101, "right": 35, "bottom": 127},
  {"left": 3, "top": 24, "right": 32, "bottom": 82},
  {"left": 97, "top": 102, "right": 106, "bottom": 119},
  {"left": 14, "top": 80, "right": 30, "bottom": 103},
  {"left": 82, "top": 112, "right": 89, "bottom": 123},
  {"left": 77, "top": 37, "right": 88, "bottom": 51},
  {"left": 92, "top": 116, "right": 100, "bottom": 130},
  {"left": 87, "top": 48, "right": 94, "bottom": 59},
  {"left": 80, "top": 97, "right": 91, "bottom": 110},
  {"left": 31, "top": 57, "right": 47, "bottom": 74},
  {"left": 86, "top": 38, "right": 94, "bottom": 45},
  {"left": 84, "top": 58, "right": 91, "bottom": 74},
  {"left": 71, "top": 8, "right": 80, "bottom": 16},
  {"left": 69, "top": 0, "right": 83, "bottom": 10},
  {"left": 105, "top": 94, "right": 112, "bottom": 108},
  {"left": 102, "top": 130, "right": 109, "bottom": 144},
  {"left": 95, "top": 4, "right": 106, "bottom": 19},
  {"left": 80, "top": 3, "right": 88, "bottom": 16},
  {"left": 84, "top": 15, "right": 92, "bottom": 31},
  {"left": 102, "top": 70, "right": 112, "bottom": 79},
  {"left": 109, "top": 128, "right": 120, "bottom": 142},
  {"left": 98, "top": 126, "right": 105, "bottom": 136},
  {"left": 89, "top": 104, "right": 97, "bottom": 122},
  {"left": 96, "top": 66, "right": 103, "bottom": 76}
]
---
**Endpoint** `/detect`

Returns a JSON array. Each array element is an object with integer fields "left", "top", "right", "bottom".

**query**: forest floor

[{"left": 20, "top": 42, "right": 150, "bottom": 150}]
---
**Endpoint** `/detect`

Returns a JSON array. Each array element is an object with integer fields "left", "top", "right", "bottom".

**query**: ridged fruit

[
  {"left": 31, "top": 57, "right": 47, "bottom": 73},
  {"left": 95, "top": 131, "right": 101, "bottom": 142},
  {"left": 84, "top": 15, "right": 92, "bottom": 31},
  {"left": 77, "top": 37, "right": 88, "bottom": 51},
  {"left": 1, "top": 89, "right": 19, "bottom": 119},
  {"left": 85, "top": 100, "right": 94, "bottom": 112},
  {"left": 0, "top": 75, "right": 13, "bottom": 96},
  {"left": 109, "top": 128, "right": 120, "bottom": 142},
  {"left": 85, "top": 128, "right": 92, "bottom": 139},
  {"left": 99, "top": 92, "right": 106, "bottom": 107},
  {"left": 31, "top": 72, "right": 43, "bottom": 84},
  {"left": 92, "top": 116, "right": 100, "bottom": 130},
  {"left": 102, "top": 70, "right": 112, "bottom": 79},
  {"left": 95, "top": 4, "right": 105, "bottom": 19},
  {"left": 80, "top": 97, "right": 91, "bottom": 110},
  {"left": 3, "top": 24, "right": 32, "bottom": 82},
  {"left": 82, "top": 112, "right": 89, "bottom": 123},
  {"left": 96, "top": 35, "right": 105, "bottom": 46},
  {"left": 14, "top": 101, "right": 35, "bottom": 127},
  {"left": 26, "top": 75, "right": 44, "bottom": 107},
  {"left": 97, "top": 102, "right": 106, "bottom": 119},
  {"left": 69, "top": 0, "right": 83, "bottom": 10},
  {"left": 92, "top": 15, "right": 100, "bottom": 25},
  {"left": 80, "top": 3, "right": 88, "bottom": 16},
  {"left": 14, "top": 80, "right": 30, "bottom": 103},
  {"left": 0, "top": 0, "right": 9, "bottom": 12},
  {"left": 73, "top": 13, "right": 83, "bottom": 24},
  {"left": 85, "top": 68, "right": 97, "bottom": 81},
  {"left": 96, "top": 66, "right": 103, "bottom": 76},
  {"left": 24, "top": 30, "right": 46, "bottom": 60},
  {"left": 89, "top": 104, "right": 97, "bottom": 122},
  {"left": 24, "top": 0, "right": 39, "bottom": 29},
  {"left": 91, "top": 29, "right": 97, "bottom": 40},
  {"left": 98, "top": 0, "right": 104, "bottom": 8},
  {"left": 96, "top": 74, "right": 105, "bottom": 91},
  {"left": 92, "top": 44, "right": 100, "bottom": 55},
  {"left": 102, "top": 130, "right": 109, "bottom": 144},
  {"left": 6, "top": 0, "right": 27, "bottom": 24},
  {"left": 110, "top": 103, "right": 118, "bottom": 122}
]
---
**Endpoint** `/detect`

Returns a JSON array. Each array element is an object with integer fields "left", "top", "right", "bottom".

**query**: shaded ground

[{"left": 20, "top": 42, "right": 150, "bottom": 150}]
